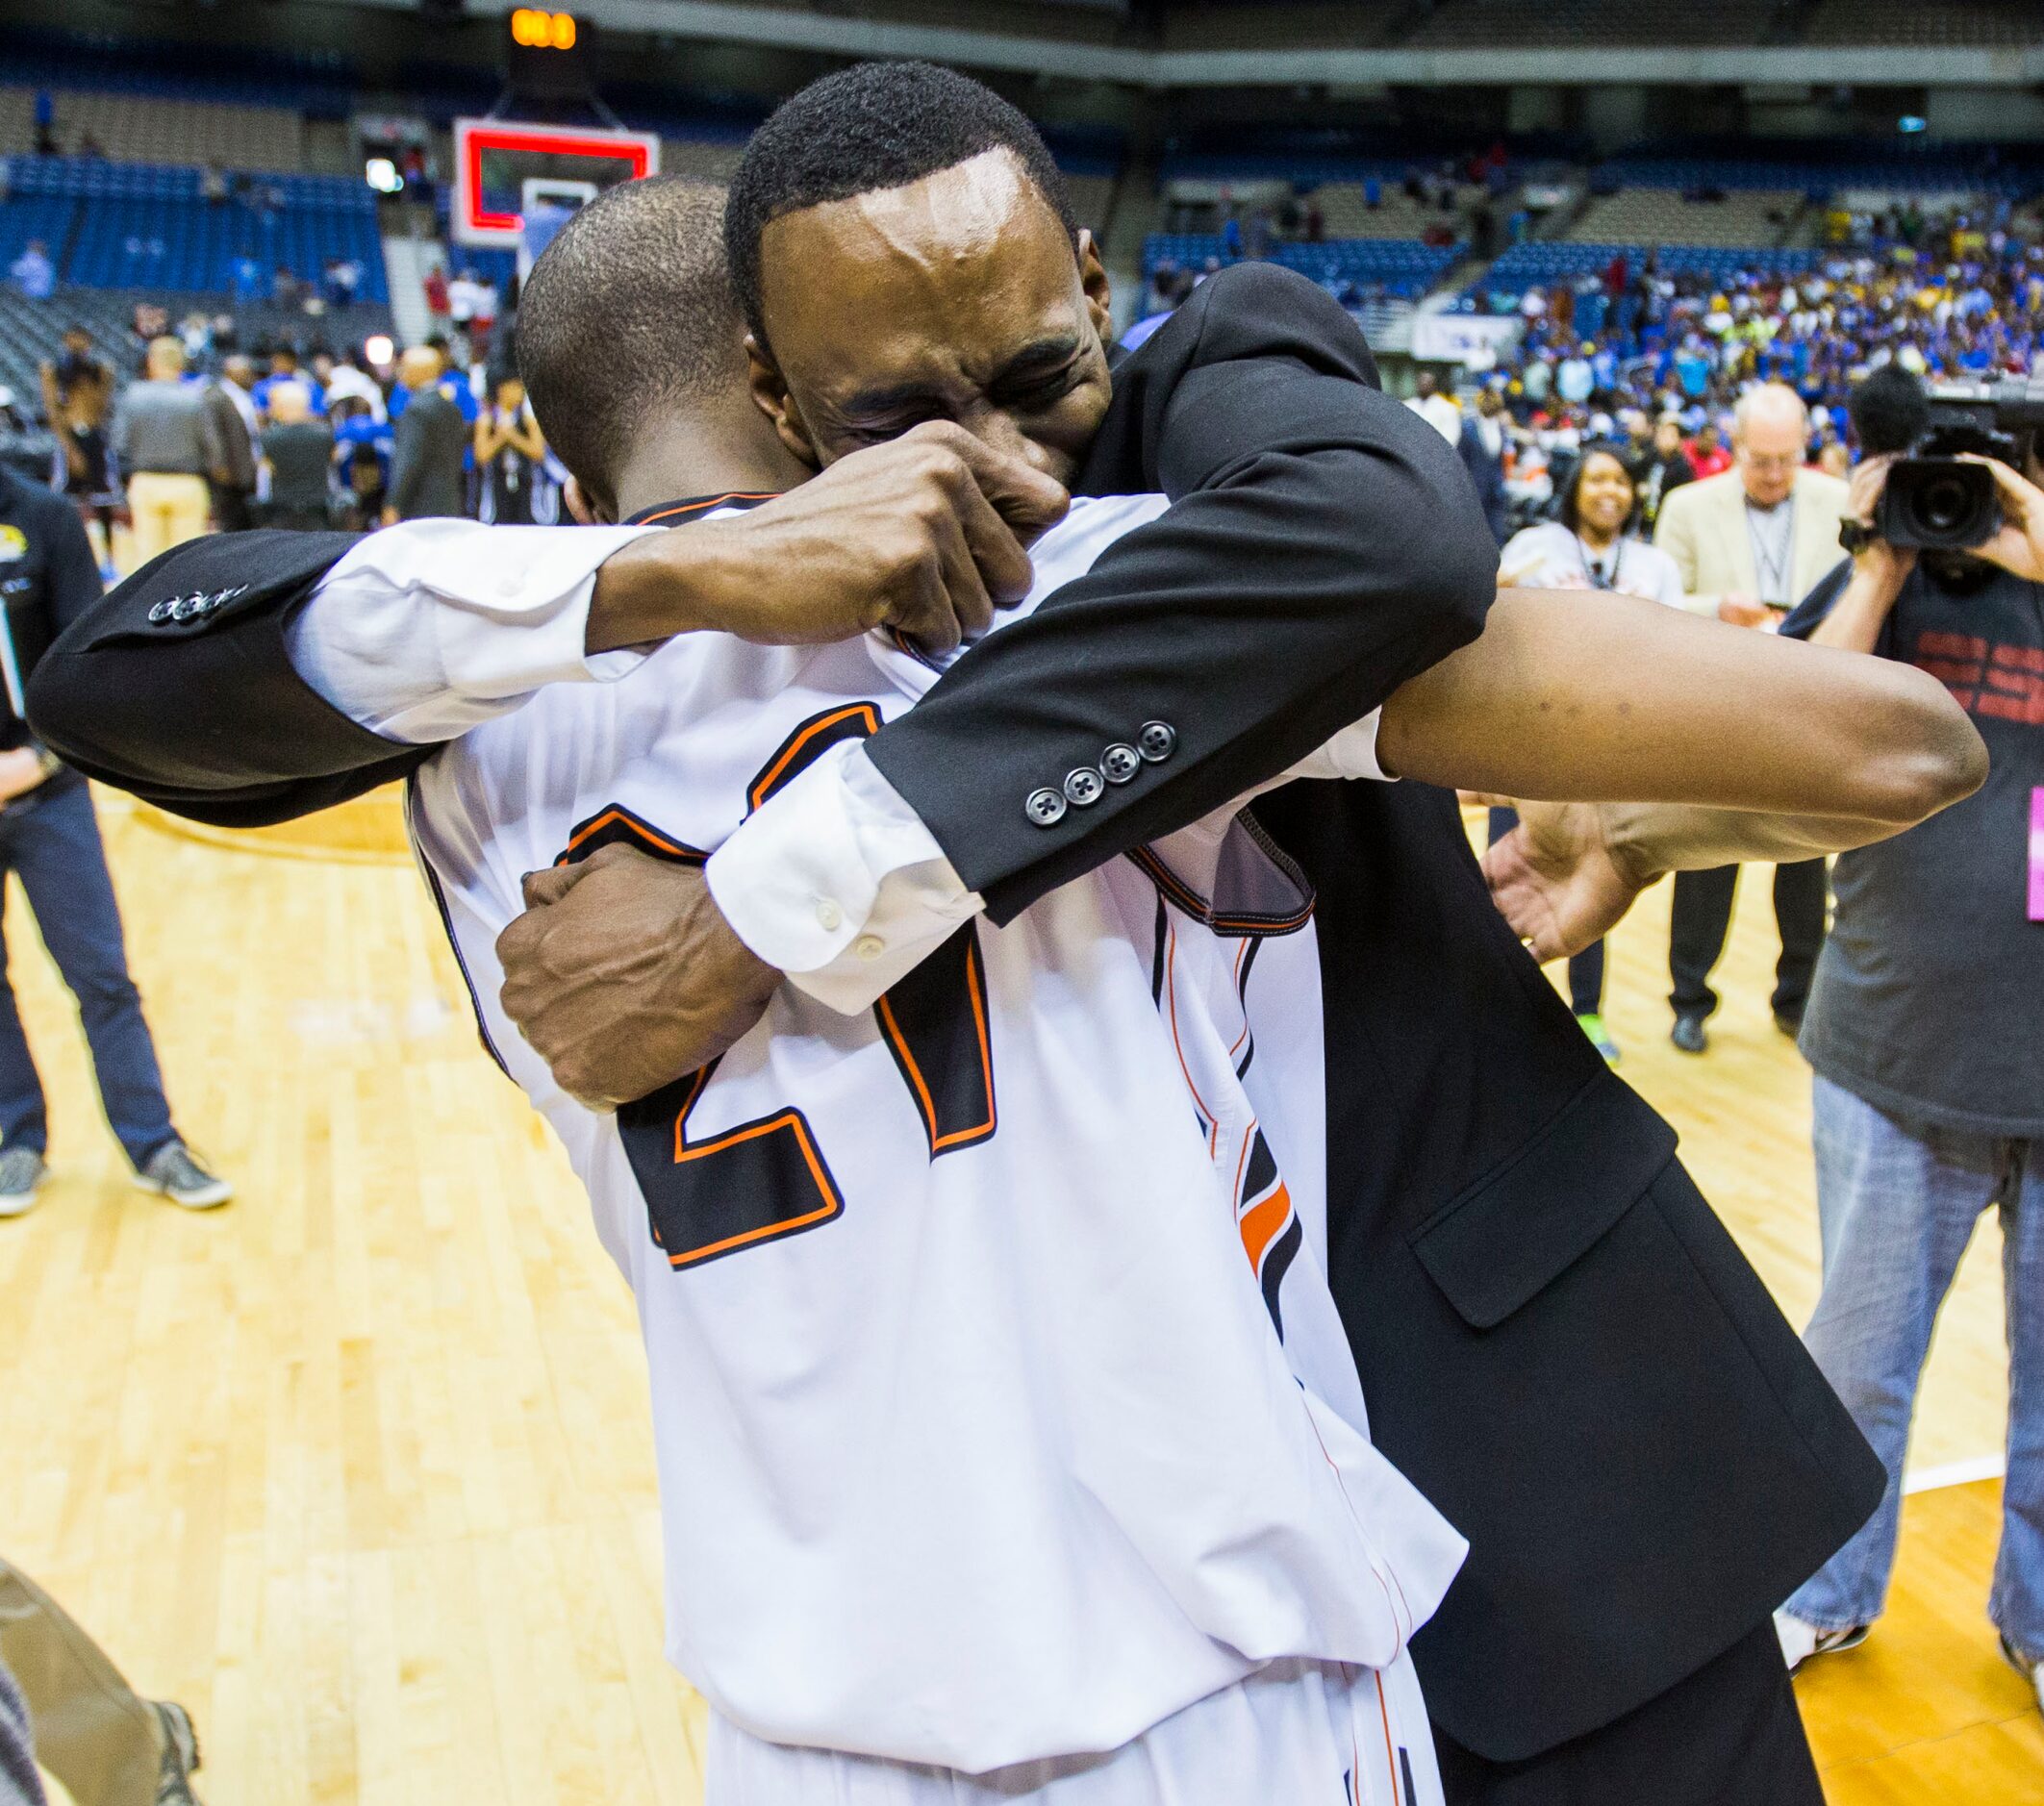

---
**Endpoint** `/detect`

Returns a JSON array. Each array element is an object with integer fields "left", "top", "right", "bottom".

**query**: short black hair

[
  {"left": 1847, "top": 364, "right": 1931, "bottom": 459},
  {"left": 1556, "top": 440, "right": 1639, "bottom": 534},
  {"left": 516, "top": 174, "right": 744, "bottom": 499},
  {"left": 723, "top": 60, "right": 1077, "bottom": 349}
]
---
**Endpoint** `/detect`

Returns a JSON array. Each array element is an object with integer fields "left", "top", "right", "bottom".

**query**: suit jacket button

[
  {"left": 1101, "top": 743, "right": 1141, "bottom": 784},
  {"left": 1025, "top": 787, "right": 1068, "bottom": 827},
  {"left": 147, "top": 599, "right": 175, "bottom": 623},
  {"left": 171, "top": 593, "right": 205, "bottom": 620},
  {"left": 1063, "top": 766, "right": 1105, "bottom": 807},
  {"left": 1138, "top": 721, "right": 1177, "bottom": 762}
]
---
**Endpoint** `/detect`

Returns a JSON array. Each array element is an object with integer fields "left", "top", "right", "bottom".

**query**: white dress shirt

[{"left": 284, "top": 514, "right": 1385, "bottom": 1014}]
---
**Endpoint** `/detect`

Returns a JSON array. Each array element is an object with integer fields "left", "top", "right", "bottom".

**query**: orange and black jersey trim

[{"left": 625, "top": 492, "right": 779, "bottom": 527}]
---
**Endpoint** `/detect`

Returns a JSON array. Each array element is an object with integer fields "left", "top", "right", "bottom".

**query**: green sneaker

[{"left": 1576, "top": 1013, "right": 1621, "bottom": 1065}]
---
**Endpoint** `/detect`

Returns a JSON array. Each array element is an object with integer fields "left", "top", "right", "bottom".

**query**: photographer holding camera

[{"left": 1772, "top": 366, "right": 2044, "bottom": 1709}]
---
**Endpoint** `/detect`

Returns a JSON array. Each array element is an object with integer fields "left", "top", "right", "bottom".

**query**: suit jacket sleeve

[
  {"left": 25, "top": 528, "right": 426, "bottom": 826},
  {"left": 1653, "top": 483, "right": 1703, "bottom": 592},
  {"left": 862, "top": 263, "right": 1499, "bottom": 924}
]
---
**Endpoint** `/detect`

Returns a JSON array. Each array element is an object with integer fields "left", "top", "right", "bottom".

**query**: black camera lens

[
  {"left": 1917, "top": 475, "right": 1973, "bottom": 535},
  {"left": 1881, "top": 455, "right": 1998, "bottom": 550}
]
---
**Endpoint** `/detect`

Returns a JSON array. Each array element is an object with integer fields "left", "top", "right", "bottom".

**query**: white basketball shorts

[{"left": 704, "top": 1653, "right": 1442, "bottom": 1806}]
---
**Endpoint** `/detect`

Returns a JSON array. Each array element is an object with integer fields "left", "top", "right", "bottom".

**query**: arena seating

[
  {"left": 1473, "top": 239, "right": 1817, "bottom": 300},
  {"left": 1566, "top": 188, "right": 1804, "bottom": 249},
  {"left": 0, "top": 87, "right": 302, "bottom": 170},
  {"left": 2, "top": 158, "right": 387, "bottom": 300},
  {"left": 1802, "top": 0, "right": 2044, "bottom": 46},
  {"left": 1602, "top": 145, "right": 2044, "bottom": 198},
  {"left": 1161, "top": 149, "right": 1508, "bottom": 190},
  {"left": 1143, "top": 234, "right": 1463, "bottom": 299},
  {"left": 0, "top": 284, "right": 395, "bottom": 413},
  {"left": 0, "top": 41, "right": 352, "bottom": 114},
  {"left": 1400, "top": 0, "right": 1779, "bottom": 49}
]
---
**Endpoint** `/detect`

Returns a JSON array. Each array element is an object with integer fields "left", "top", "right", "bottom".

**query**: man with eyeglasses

[{"left": 1653, "top": 383, "right": 1853, "bottom": 1053}]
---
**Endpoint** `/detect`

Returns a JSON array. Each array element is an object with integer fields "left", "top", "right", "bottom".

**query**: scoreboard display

[{"left": 504, "top": 10, "right": 594, "bottom": 101}]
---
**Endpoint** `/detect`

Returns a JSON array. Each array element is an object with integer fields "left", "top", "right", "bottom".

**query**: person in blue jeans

[
  {"left": 1772, "top": 369, "right": 2044, "bottom": 1715},
  {"left": 0, "top": 465, "right": 228, "bottom": 1216}
]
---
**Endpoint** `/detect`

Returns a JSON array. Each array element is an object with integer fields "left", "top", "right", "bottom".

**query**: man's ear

[
  {"left": 562, "top": 475, "right": 613, "bottom": 525},
  {"left": 1076, "top": 229, "right": 1112, "bottom": 343},
  {"left": 745, "top": 336, "right": 821, "bottom": 470}
]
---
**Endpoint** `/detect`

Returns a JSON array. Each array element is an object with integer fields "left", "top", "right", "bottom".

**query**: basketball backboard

[{"left": 451, "top": 117, "right": 660, "bottom": 248}]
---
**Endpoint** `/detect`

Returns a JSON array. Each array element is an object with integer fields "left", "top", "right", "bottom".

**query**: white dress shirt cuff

[
  {"left": 1283, "top": 708, "right": 1390, "bottom": 785},
  {"left": 706, "top": 741, "right": 981, "bottom": 1016},
  {"left": 285, "top": 519, "right": 663, "bottom": 743}
]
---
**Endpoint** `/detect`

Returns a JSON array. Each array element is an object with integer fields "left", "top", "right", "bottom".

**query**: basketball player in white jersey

[
  {"left": 411, "top": 484, "right": 1458, "bottom": 1804},
  {"left": 332, "top": 180, "right": 1466, "bottom": 1803}
]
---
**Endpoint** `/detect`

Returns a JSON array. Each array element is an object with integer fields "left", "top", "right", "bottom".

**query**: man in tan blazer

[{"left": 1653, "top": 384, "right": 1851, "bottom": 1052}]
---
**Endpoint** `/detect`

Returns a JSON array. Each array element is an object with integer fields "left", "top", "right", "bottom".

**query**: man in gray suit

[
  {"left": 382, "top": 347, "right": 467, "bottom": 523},
  {"left": 200, "top": 357, "right": 258, "bottom": 533}
]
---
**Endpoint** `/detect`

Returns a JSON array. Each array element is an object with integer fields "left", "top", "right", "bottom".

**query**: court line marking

[{"left": 1903, "top": 1453, "right": 2006, "bottom": 1495}]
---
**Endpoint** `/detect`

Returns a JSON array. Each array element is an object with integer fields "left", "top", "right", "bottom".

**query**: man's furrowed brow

[
  {"left": 837, "top": 377, "right": 951, "bottom": 419},
  {"left": 992, "top": 336, "right": 1082, "bottom": 385}
]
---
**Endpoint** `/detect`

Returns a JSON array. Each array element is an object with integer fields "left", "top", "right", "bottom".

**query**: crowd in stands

[
  {"left": 1458, "top": 206, "right": 2044, "bottom": 531},
  {"left": 9, "top": 292, "right": 552, "bottom": 580}
]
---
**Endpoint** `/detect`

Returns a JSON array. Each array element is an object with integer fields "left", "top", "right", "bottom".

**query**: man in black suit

[
  {"left": 30, "top": 65, "right": 1964, "bottom": 1804},
  {"left": 1455, "top": 385, "right": 1511, "bottom": 547},
  {"left": 383, "top": 347, "right": 468, "bottom": 523}
]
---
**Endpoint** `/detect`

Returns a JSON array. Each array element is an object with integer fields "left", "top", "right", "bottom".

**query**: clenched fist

[{"left": 588, "top": 420, "right": 1070, "bottom": 657}]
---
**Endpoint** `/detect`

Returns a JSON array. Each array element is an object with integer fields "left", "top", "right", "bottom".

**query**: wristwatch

[{"left": 1837, "top": 518, "right": 1879, "bottom": 555}]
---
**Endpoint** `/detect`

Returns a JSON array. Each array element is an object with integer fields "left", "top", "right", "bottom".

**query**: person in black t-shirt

[{"left": 1771, "top": 427, "right": 2044, "bottom": 1716}]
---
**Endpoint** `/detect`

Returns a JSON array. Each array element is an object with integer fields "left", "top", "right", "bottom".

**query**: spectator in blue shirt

[
  {"left": 10, "top": 242, "right": 53, "bottom": 302},
  {"left": 252, "top": 349, "right": 324, "bottom": 420}
]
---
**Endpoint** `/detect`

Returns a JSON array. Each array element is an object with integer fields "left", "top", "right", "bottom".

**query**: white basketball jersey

[{"left": 408, "top": 495, "right": 1466, "bottom": 1773}]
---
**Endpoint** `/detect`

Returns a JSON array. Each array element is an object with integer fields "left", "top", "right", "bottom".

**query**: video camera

[{"left": 1879, "top": 376, "right": 2044, "bottom": 550}]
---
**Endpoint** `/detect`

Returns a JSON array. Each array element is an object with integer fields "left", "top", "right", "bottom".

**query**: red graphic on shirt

[{"left": 1914, "top": 630, "right": 2044, "bottom": 726}]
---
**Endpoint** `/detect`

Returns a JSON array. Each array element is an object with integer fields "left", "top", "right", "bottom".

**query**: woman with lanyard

[
  {"left": 473, "top": 373, "right": 549, "bottom": 526},
  {"left": 1491, "top": 443, "right": 1686, "bottom": 1063}
]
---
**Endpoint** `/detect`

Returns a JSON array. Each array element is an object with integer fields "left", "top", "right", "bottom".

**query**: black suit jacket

[
  {"left": 387, "top": 388, "right": 467, "bottom": 520},
  {"left": 1455, "top": 415, "right": 1510, "bottom": 546},
  {"left": 24, "top": 263, "right": 1880, "bottom": 1760},
  {"left": 1253, "top": 779, "right": 1878, "bottom": 1756}
]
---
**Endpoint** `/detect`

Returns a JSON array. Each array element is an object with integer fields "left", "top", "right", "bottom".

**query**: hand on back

[{"left": 496, "top": 845, "right": 779, "bottom": 1110}]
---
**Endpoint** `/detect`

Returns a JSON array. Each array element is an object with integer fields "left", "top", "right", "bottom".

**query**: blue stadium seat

[
  {"left": 1471, "top": 239, "right": 1817, "bottom": 303},
  {"left": 0, "top": 156, "right": 388, "bottom": 300},
  {"left": 1141, "top": 234, "right": 1463, "bottom": 301}
]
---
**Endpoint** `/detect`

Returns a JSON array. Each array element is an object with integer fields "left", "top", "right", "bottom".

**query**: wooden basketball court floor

[{"left": 0, "top": 790, "right": 2034, "bottom": 1804}]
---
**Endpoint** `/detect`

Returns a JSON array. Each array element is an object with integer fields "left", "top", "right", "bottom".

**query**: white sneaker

[
  {"left": 1776, "top": 1609, "right": 1870, "bottom": 1673},
  {"left": 2001, "top": 1634, "right": 2043, "bottom": 1715}
]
